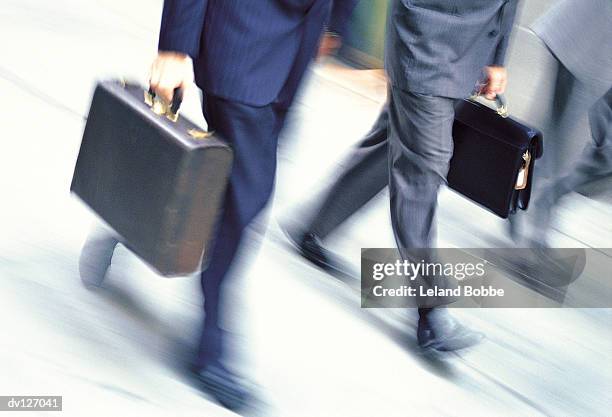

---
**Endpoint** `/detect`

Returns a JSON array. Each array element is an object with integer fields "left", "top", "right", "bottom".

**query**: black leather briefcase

[
  {"left": 448, "top": 97, "right": 543, "bottom": 218},
  {"left": 71, "top": 80, "right": 233, "bottom": 276}
]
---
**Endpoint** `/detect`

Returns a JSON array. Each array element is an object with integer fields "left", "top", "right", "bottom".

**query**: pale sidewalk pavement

[{"left": 0, "top": 1, "right": 611, "bottom": 416}]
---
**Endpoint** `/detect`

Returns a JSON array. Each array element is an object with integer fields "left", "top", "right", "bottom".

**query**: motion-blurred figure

[
  {"left": 79, "top": 0, "right": 358, "bottom": 412},
  {"left": 515, "top": 0, "right": 612, "bottom": 247},
  {"left": 286, "top": 0, "right": 518, "bottom": 351}
]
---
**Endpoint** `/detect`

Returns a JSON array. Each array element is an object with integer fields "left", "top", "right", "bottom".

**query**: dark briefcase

[
  {"left": 71, "top": 80, "right": 233, "bottom": 277},
  {"left": 448, "top": 97, "right": 543, "bottom": 218}
]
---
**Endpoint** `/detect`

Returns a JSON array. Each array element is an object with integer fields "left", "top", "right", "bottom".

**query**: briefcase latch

[
  {"left": 188, "top": 129, "right": 214, "bottom": 140},
  {"left": 515, "top": 151, "right": 531, "bottom": 190}
]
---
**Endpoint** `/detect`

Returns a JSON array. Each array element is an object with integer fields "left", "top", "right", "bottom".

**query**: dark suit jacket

[
  {"left": 158, "top": 0, "right": 358, "bottom": 106},
  {"left": 385, "top": 0, "right": 519, "bottom": 99}
]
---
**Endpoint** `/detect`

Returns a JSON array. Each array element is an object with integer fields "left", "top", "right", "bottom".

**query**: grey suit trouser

[
  {"left": 530, "top": 83, "right": 612, "bottom": 241},
  {"left": 309, "top": 88, "right": 456, "bottom": 252},
  {"left": 308, "top": 104, "right": 390, "bottom": 238},
  {"left": 307, "top": 87, "right": 458, "bottom": 306},
  {"left": 387, "top": 88, "right": 457, "bottom": 252}
]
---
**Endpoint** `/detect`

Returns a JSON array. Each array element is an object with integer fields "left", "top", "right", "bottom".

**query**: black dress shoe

[
  {"left": 194, "top": 363, "right": 254, "bottom": 412},
  {"left": 297, "top": 233, "right": 336, "bottom": 271},
  {"left": 282, "top": 225, "right": 339, "bottom": 271},
  {"left": 281, "top": 225, "right": 359, "bottom": 284},
  {"left": 417, "top": 308, "right": 484, "bottom": 352}
]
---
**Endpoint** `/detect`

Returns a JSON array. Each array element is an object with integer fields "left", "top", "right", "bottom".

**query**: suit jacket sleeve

[
  {"left": 158, "top": 0, "right": 208, "bottom": 59},
  {"left": 492, "top": 0, "right": 518, "bottom": 66},
  {"left": 327, "top": 0, "right": 360, "bottom": 35}
]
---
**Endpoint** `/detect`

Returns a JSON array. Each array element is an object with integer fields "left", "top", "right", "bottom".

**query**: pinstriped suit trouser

[
  {"left": 197, "top": 94, "right": 289, "bottom": 367},
  {"left": 528, "top": 84, "right": 612, "bottom": 244},
  {"left": 307, "top": 87, "right": 459, "bottom": 306},
  {"left": 310, "top": 88, "right": 458, "bottom": 253},
  {"left": 387, "top": 87, "right": 459, "bottom": 307},
  {"left": 388, "top": 88, "right": 456, "bottom": 251}
]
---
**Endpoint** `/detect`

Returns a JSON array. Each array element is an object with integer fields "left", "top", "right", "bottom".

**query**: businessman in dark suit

[
  {"left": 287, "top": 0, "right": 518, "bottom": 351},
  {"left": 79, "top": 0, "right": 357, "bottom": 411}
]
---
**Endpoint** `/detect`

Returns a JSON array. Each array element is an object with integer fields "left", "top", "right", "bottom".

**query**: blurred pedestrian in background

[
  {"left": 79, "top": 0, "right": 358, "bottom": 412},
  {"left": 286, "top": 0, "right": 518, "bottom": 351},
  {"left": 511, "top": 0, "right": 612, "bottom": 247}
]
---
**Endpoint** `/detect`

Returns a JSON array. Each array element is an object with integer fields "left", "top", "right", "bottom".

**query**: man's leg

[
  {"left": 289, "top": 105, "right": 390, "bottom": 271},
  {"left": 194, "top": 94, "right": 286, "bottom": 409},
  {"left": 387, "top": 87, "right": 482, "bottom": 351},
  {"left": 308, "top": 105, "right": 390, "bottom": 238},
  {"left": 387, "top": 90, "right": 454, "bottom": 250},
  {"left": 510, "top": 65, "right": 605, "bottom": 242},
  {"left": 78, "top": 223, "right": 119, "bottom": 287},
  {"left": 529, "top": 88, "right": 612, "bottom": 246}
]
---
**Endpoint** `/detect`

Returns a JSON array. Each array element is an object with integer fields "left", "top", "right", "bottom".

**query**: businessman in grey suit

[
  {"left": 516, "top": 0, "right": 612, "bottom": 247},
  {"left": 287, "top": 0, "right": 518, "bottom": 351}
]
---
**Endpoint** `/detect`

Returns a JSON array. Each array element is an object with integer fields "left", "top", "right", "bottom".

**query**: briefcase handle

[
  {"left": 144, "top": 87, "right": 184, "bottom": 122},
  {"left": 469, "top": 92, "right": 509, "bottom": 118},
  {"left": 493, "top": 94, "right": 508, "bottom": 118}
]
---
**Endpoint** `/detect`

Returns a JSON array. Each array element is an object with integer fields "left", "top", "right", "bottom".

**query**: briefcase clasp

[
  {"left": 515, "top": 151, "right": 531, "bottom": 190},
  {"left": 188, "top": 129, "right": 214, "bottom": 140}
]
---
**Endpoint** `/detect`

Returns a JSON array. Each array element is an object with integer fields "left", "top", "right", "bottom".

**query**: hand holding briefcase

[{"left": 71, "top": 80, "right": 233, "bottom": 277}]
